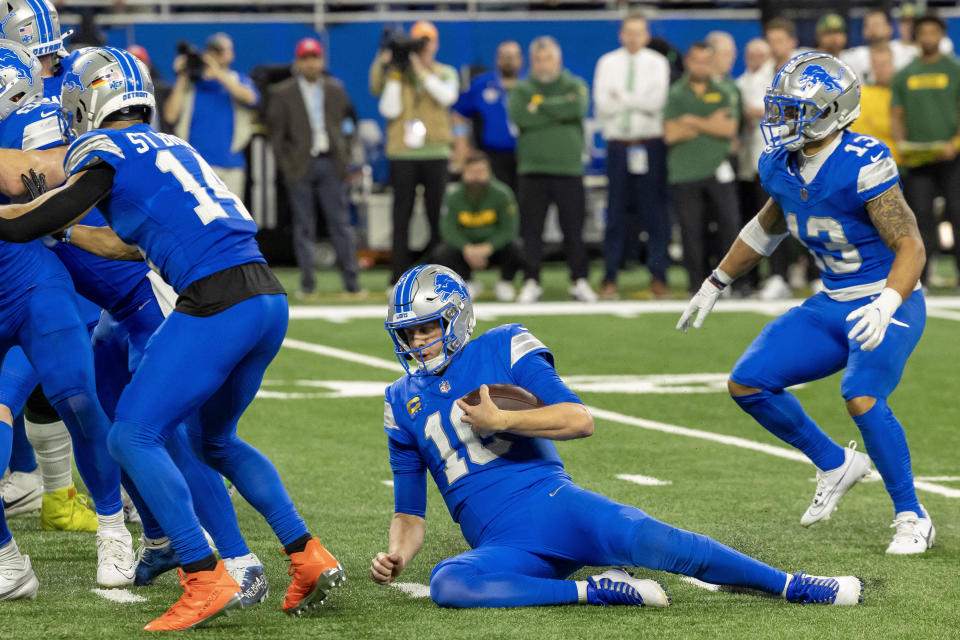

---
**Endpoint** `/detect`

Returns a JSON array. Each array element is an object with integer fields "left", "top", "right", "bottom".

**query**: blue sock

[
  {"left": 430, "top": 563, "right": 578, "bottom": 608},
  {"left": 108, "top": 421, "right": 212, "bottom": 565},
  {"left": 630, "top": 515, "right": 787, "bottom": 594},
  {"left": 0, "top": 420, "right": 13, "bottom": 547},
  {"left": 852, "top": 399, "right": 922, "bottom": 517},
  {"left": 53, "top": 393, "right": 122, "bottom": 515},
  {"left": 166, "top": 426, "right": 249, "bottom": 559},
  {"left": 188, "top": 428, "right": 308, "bottom": 548},
  {"left": 733, "top": 389, "right": 846, "bottom": 471},
  {"left": 8, "top": 415, "right": 37, "bottom": 473}
]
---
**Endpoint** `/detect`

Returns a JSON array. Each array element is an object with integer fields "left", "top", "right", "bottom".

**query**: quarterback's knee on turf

[
  {"left": 728, "top": 379, "right": 761, "bottom": 397},
  {"left": 430, "top": 563, "right": 478, "bottom": 608},
  {"left": 845, "top": 396, "right": 876, "bottom": 417}
]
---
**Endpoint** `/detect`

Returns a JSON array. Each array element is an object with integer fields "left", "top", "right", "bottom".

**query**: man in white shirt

[
  {"left": 843, "top": 10, "right": 915, "bottom": 84},
  {"left": 593, "top": 11, "right": 671, "bottom": 299},
  {"left": 736, "top": 38, "right": 772, "bottom": 219}
]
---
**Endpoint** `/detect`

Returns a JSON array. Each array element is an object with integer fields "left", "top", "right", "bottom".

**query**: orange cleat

[
  {"left": 282, "top": 537, "right": 345, "bottom": 616},
  {"left": 143, "top": 561, "right": 242, "bottom": 631}
]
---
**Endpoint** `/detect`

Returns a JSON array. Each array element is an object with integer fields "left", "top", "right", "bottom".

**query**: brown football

[{"left": 461, "top": 383, "right": 545, "bottom": 410}]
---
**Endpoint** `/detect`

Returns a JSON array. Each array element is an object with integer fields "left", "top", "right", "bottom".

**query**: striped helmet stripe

[
  {"left": 104, "top": 47, "right": 139, "bottom": 92},
  {"left": 395, "top": 265, "right": 428, "bottom": 313},
  {"left": 23, "top": 0, "right": 50, "bottom": 42}
]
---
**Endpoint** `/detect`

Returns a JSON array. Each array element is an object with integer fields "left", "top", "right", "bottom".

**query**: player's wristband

[
  {"left": 63, "top": 226, "right": 73, "bottom": 244},
  {"left": 708, "top": 268, "right": 733, "bottom": 291},
  {"left": 452, "top": 124, "right": 468, "bottom": 137}
]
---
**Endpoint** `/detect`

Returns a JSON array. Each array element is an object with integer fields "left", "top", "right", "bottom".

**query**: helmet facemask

[
  {"left": 387, "top": 304, "right": 465, "bottom": 376},
  {"left": 761, "top": 92, "right": 827, "bottom": 151}
]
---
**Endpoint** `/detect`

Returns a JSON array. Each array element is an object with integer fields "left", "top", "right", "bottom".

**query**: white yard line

[
  {"left": 381, "top": 480, "right": 394, "bottom": 487},
  {"left": 616, "top": 474, "right": 672, "bottom": 486},
  {"left": 91, "top": 589, "right": 147, "bottom": 603},
  {"left": 282, "top": 338, "right": 403, "bottom": 372},
  {"left": 680, "top": 577, "right": 722, "bottom": 592},
  {"left": 390, "top": 582, "right": 431, "bottom": 598}
]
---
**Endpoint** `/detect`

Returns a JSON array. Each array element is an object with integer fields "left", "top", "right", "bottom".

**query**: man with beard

[
  {"left": 453, "top": 41, "right": 523, "bottom": 193},
  {"left": 815, "top": 14, "right": 848, "bottom": 59},
  {"left": 845, "top": 10, "right": 914, "bottom": 83},
  {"left": 433, "top": 151, "right": 520, "bottom": 300}
]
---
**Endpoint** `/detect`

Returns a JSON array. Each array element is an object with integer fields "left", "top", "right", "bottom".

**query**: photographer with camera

[
  {"left": 369, "top": 21, "right": 459, "bottom": 286},
  {"left": 163, "top": 32, "right": 259, "bottom": 198}
]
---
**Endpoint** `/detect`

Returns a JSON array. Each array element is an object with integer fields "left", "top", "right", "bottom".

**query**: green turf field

[{"left": 4, "top": 267, "right": 959, "bottom": 639}]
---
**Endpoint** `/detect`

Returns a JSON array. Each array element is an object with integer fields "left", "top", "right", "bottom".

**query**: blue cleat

[
  {"left": 586, "top": 569, "right": 670, "bottom": 607},
  {"left": 134, "top": 542, "right": 180, "bottom": 586},
  {"left": 225, "top": 553, "right": 269, "bottom": 608},
  {"left": 785, "top": 572, "right": 863, "bottom": 606}
]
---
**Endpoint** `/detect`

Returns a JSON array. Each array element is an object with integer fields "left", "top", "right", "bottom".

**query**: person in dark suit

[{"left": 267, "top": 37, "right": 361, "bottom": 297}]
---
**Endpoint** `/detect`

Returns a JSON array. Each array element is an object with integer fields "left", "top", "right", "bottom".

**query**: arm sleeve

[
  {"left": 592, "top": 56, "right": 624, "bottom": 119},
  {"left": 379, "top": 78, "right": 404, "bottom": 120},
  {"left": 384, "top": 398, "right": 428, "bottom": 517},
  {"left": 857, "top": 146, "right": 901, "bottom": 205},
  {"left": 422, "top": 68, "right": 459, "bottom": 107},
  {"left": 538, "top": 78, "right": 589, "bottom": 121},
  {"left": 0, "top": 163, "right": 114, "bottom": 243},
  {"left": 452, "top": 79, "right": 477, "bottom": 119}
]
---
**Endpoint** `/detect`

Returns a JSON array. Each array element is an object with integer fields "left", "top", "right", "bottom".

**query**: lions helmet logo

[
  {"left": 797, "top": 64, "right": 844, "bottom": 95},
  {"left": 0, "top": 11, "right": 16, "bottom": 39},
  {"left": 0, "top": 46, "right": 35, "bottom": 86},
  {"left": 432, "top": 273, "right": 468, "bottom": 303},
  {"left": 62, "top": 59, "right": 92, "bottom": 94}
]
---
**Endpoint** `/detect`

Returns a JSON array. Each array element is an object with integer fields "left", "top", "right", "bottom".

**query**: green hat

[
  {"left": 816, "top": 13, "right": 846, "bottom": 34},
  {"left": 896, "top": 4, "right": 919, "bottom": 19}
]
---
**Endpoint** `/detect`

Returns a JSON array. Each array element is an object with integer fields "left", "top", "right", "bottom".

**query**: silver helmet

[
  {"left": 0, "top": 0, "right": 73, "bottom": 57},
  {"left": 761, "top": 52, "right": 860, "bottom": 151},
  {"left": 60, "top": 46, "right": 154, "bottom": 138},
  {"left": 386, "top": 264, "right": 476, "bottom": 376},
  {"left": 0, "top": 39, "right": 41, "bottom": 120}
]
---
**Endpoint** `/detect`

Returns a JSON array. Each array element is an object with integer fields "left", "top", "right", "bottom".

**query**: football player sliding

[
  {"left": 0, "top": 47, "right": 343, "bottom": 629},
  {"left": 370, "top": 264, "right": 862, "bottom": 609},
  {"left": 678, "top": 53, "right": 932, "bottom": 554}
]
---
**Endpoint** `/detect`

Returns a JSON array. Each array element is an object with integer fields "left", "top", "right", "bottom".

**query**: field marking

[
  {"left": 289, "top": 297, "right": 960, "bottom": 323},
  {"left": 680, "top": 577, "right": 721, "bottom": 592},
  {"left": 381, "top": 480, "right": 394, "bottom": 487},
  {"left": 617, "top": 474, "right": 672, "bottom": 486},
  {"left": 278, "top": 339, "right": 957, "bottom": 499},
  {"left": 914, "top": 476, "right": 960, "bottom": 482},
  {"left": 390, "top": 582, "right": 431, "bottom": 598},
  {"left": 91, "top": 589, "right": 147, "bottom": 603}
]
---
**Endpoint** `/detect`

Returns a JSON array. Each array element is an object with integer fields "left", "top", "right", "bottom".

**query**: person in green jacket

[
  {"left": 434, "top": 151, "right": 521, "bottom": 301},
  {"left": 508, "top": 36, "right": 597, "bottom": 304}
]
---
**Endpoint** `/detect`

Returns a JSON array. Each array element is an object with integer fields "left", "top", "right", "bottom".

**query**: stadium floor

[{"left": 4, "top": 265, "right": 958, "bottom": 638}]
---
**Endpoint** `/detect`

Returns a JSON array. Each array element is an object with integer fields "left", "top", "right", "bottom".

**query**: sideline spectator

[
  {"left": 452, "top": 41, "right": 523, "bottom": 193},
  {"left": 815, "top": 14, "right": 847, "bottom": 59},
  {"left": 593, "top": 11, "right": 671, "bottom": 299},
  {"left": 764, "top": 18, "right": 799, "bottom": 72},
  {"left": 664, "top": 42, "right": 739, "bottom": 293},
  {"left": 896, "top": 3, "right": 954, "bottom": 58},
  {"left": 891, "top": 14, "right": 960, "bottom": 285},
  {"left": 844, "top": 10, "right": 913, "bottom": 84},
  {"left": 736, "top": 38, "right": 773, "bottom": 238},
  {"left": 163, "top": 33, "right": 259, "bottom": 197},
  {"left": 706, "top": 31, "right": 741, "bottom": 114},
  {"left": 853, "top": 47, "right": 901, "bottom": 165},
  {"left": 127, "top": 44, "right": 171, "bottom": 133},
  {"left": 267, "top": 37, "right": 361, "bottom": 298},
  {"left": 370, "top": 21, "right": 458, "bottom": 285},
  {"left": 433, "top": 151, "right": 520, "bottom": 301},
  {"left": 509, "top": 36, "right": 595, "bottom": 304}
]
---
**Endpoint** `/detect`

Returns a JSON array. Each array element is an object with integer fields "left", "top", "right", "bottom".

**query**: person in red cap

[
  {"left": 267, "top": 37, "right": 362, "bottom": 297},
  {"left": 370, "top": 21, "right": 459, "bottom": 287},
  {"left": 126, "top": 44, "right": 173, "bottom": 133}
]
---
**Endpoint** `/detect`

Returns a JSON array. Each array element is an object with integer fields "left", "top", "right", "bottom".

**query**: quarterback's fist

[
  {"left": 677, "top": 270, "right": 732, "bottom": 333},
  {"left": 846, "top": 288, "right": 902, "bottom": 351},
  {"left": 370, "top": 551, "right": 405, "bottom": 585}
]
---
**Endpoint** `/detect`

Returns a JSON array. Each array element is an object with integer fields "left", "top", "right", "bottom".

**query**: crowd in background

[{"left": 146, "top": 5, "right": 960, "bottom": 302}]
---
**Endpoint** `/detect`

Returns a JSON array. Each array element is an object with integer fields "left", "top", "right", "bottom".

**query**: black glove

[{"left": 20, "top": 169, "right": 48, "bottom": 201}]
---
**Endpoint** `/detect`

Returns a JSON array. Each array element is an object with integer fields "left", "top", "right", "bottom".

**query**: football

[{"left": 461, "top": 383, "right": 545, "bottom": 410}]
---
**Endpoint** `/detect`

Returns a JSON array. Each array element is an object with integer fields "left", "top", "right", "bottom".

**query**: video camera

[
  {"left": 379, "top": 27, "right": 429, "bottom": 72},
  {"left": 176, "top": 40, "right": 205, "bottom": 83}
]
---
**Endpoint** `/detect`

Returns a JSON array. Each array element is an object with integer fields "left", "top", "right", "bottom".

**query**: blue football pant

[
  {"left": 92, "top": 299, "right": 248, "bottom": 559},
  {"left": 731, "top": 290, "right": 925, "bottom": 515},
  {"left": 7, "top": 415, "right": 35, "bottom": 473},
  {"left": 0, "top": 281, "right": 120, "bottom": 515},
  {"left": 430, "top": 478, "right": 787, "bottom": 608},
  {"left": 0, "top": 418, "right": 13, "bottom": 547},
  {"left": 108, "top": 294, "right": 308, "bottom": 565}
]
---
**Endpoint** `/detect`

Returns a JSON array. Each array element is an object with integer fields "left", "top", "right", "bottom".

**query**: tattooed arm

[{"left": 866, "top": 184, "right": 926, "bottom": 300}]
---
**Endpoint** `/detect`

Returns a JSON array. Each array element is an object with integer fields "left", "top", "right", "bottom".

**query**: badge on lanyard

[
  {"left": 403, "top": 120, "right": 427, "bottom": 149},
  {"left": 627, "top": 145, "right": 648, "bottom": 175}
]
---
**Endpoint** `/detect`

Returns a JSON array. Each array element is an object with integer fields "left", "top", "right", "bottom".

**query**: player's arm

[
  {"left": 457, "top": 384, "right": 593, "bottom": 440},
  {"left": 866, "top": 184, "right": 925, "bottom": 301},
  {"left": 66, "top": 225, "right": 143, "bottom": 261},
  {"left": 370, "top": 513, "right": 426, "bottom": 585},
  {"left": 0, "top": 147, "right": 67, "bottom": 198},
  {"left": 677, "top": 198, "right": 790, "bottom": 332},
  {"left": 0, "top": 164, "right": 113, "bottom": 243}
]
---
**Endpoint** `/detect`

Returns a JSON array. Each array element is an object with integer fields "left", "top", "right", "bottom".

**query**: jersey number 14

[{"left": 155, "top": 148, "right": 254, "bottom": 225}]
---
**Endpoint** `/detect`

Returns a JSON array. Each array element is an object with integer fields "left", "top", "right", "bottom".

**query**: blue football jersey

[
  {"left": 43, "top": 65, "right": 64, "bottom": 102},
  {"left": 0, "top": 99, "right": 149, "bottom": 317},
  {"left": 759, "top": 129, "right": 900, "bottom": 294},
  {"left": 384, "top": 324, "right": 580, "bottom": 526},
  {"left": 63, "top": 123, "right": 264, "bottom": 293}
]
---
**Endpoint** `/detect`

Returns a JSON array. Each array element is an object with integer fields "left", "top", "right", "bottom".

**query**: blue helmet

[{"left": 385, "top": 265, "right": 476, "bottom": 376}]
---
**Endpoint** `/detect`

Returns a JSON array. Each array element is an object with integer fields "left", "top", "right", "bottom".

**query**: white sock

[
  {"left": 24, "top": 419, "right": 73, "bottom": 493},
  {"left": 782, "top": 574, "right": 793, "bottom": 597},
  {"left": 0, "top": 538, "right": 23, "bottom": 564},
  {"left": 97, "top": 510, "right": 129, "bottom": 538},
  {"left": 575, "top": 580, "right": 589, "bottom": 603}
]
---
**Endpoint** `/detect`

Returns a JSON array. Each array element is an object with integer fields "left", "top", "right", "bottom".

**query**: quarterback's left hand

[
  {"left": 457, "top": 384, "right": 506, "bottom": 437},
  {"left": 846, "top": 288, "right": 903, "bottom": 351}
]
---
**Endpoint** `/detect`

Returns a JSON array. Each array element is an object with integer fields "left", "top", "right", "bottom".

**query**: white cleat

[
  {"left": 516, "top": 279, "right": 542, "bottom": 304},
  {"left": 801, "top": 442, "right": 872, "bottom": 527},
  {"left": 569, "top": 278, "right": 597, "bottom": 303},
  {"left": 784, "top": 572, "right": 862, "bottom": 605},
  {"left": 494, "top": 280, "right": 516, "bottom": 302},
  {"left": 0, "top": 541, "right": 39, "bottom": 601},
  {"left": 886, "top": 505, "right": 935, "bottom": 555},
  {"left": 96, "top": 530, "right": 136, "bottom": 587},
  {"left": 758, "top": 274, "right": 792, "bottom": 301},
  {"left": 0, "top": 470, "right": 42, "bottom": 516},
  {"left": 466, "top": 279, "right": 483, "bottom": 299}
]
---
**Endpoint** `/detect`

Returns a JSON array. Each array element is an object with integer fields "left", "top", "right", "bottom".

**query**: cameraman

[
  {"left": 163, "top": 32, "right": 259, "bottom": 198},
  {"left": 369, "top": 21, "right": 459, "bottom": 286}
]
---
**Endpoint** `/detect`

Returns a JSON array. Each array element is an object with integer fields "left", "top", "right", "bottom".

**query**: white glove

[
  {"left": 845, "top": 288, "right": 903, "bottom": 351},
  {"left": 677, "top": 270, "right": 732, "bottom": 333}
]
